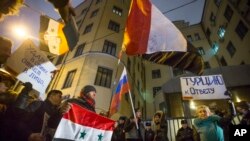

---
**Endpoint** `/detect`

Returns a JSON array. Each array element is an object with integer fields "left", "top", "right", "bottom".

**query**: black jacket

[
  {"left": 0, "top": 99, "right": 62, "bottom": 141},
  {"left": 67, "top": 98, "right": 95, "bottom": 112},
  {"left": 176, "top": 127, "right": 194, "bottom": 141},
  {"left": 112, "top": 123, "right": 126, "bottom": 141}
]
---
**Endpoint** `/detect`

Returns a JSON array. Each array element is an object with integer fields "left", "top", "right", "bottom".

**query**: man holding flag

[
  {"left": 54, "top": 85, "right": 116, "bottom": 140},
  {"left": 65, "top": 85, "right": 97, "bottom": 112}
]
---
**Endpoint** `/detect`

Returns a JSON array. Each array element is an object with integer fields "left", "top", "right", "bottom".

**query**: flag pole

[
  {"left": 108, "top": 50, "right": 123, "bottom": 117},
  {"left": 126, "top": 74, "right": 139, "bottom": 129}
]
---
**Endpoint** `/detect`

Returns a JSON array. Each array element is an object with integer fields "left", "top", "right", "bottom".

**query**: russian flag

[
  {"left": 53, "top": 103, "right": 115, "bottom": 141},
  {"left": 123, "top": 0, "right": 187, "bottom": 55},
  {"left": 109, "top": 68, "right": 129, "bottom": 116}
]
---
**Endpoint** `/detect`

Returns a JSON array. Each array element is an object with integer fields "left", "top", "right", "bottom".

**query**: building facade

[
  {"left": 49, "top": 0, "right": 250, "bottom": 120},
  {"left": 157, "top": 0, "right": 250, "bottom": 118}
]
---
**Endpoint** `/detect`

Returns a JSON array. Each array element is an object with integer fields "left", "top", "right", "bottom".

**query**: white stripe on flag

[
  {"left": 54, "top": 118, "right": 113, "bottom": 141},
  {"left": 146, "top": 4, "right": 187, "bottom": 54},
  {"left": 43, "top": 20, "right": 61, "bottom": 55}
]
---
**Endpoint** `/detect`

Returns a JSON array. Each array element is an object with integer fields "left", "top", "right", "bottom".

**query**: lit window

[
  {"left": 113, "top": 6, "right": 122, "bottom": 16},
  {"left": 212, "top": 42, "right": 219, "bottom": 54},
  {"left": 198, "top": 47, "right": 205, "bottom": 55},
  {"left": 218, "top": 26, "right": 226, "bottom": 39}
]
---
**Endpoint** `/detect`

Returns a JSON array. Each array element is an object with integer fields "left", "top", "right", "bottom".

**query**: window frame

[
  {"left": 108, "top": 20, "right": 120, "bottom": 33},
  {"left": 152, "top": 69, "right": 161, "bottom": 79},
  {"left": 74, "top": 43, "right": 85, "bottom": 57},
  {"left": 226, "top": 41, "right": 236, "bottom": 58},
  {"left": 94, "top": 66, "right": 113, "bottom": 88},
  {"left": 112, "top": 6, "right": 123, "bottom": 16},
  {"left": 102, "top": 40, "right": 117, "bottom": 56},
  {"left": 83, "top": 23, "right": 93, "bottom": 34},
  {"left": 62, "top": 69, "right": 77, "bottom": 89}
]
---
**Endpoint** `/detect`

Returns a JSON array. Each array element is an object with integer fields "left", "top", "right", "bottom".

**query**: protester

[
  {"left": 213, "top": 107, "right": 233, "bottom": 141},
  {"left": 193, "top": 105, "right": 224, "bottom": 141},
  {"left": 112, "top": 116, "right": 127, "bottom": 141},
  {"left": 0, "top": 81, "right": 15, "bottom": 104},
  {"left": 176, "top": 119, "right": 194, "bottom": 141},
  {"left": 0, "top": 89, "right": 66, "bottom": 141},
  {"left": 0, "top": 81, "right": 16, "bottom": 119},
  {"left": 124, "top": 108, "right": 145, "bottom": 141},
  {"left": 236, "top": 101, "right": 250, "bottom": 125},
  {"left": 145, "top": 122, "right": 155, "bottom": 141},
  {"left": 152, "top": 110, "right": 169, "bottom": 141},
  {"left": 65, "top": 85, "right": 97, "bottom": 112}
]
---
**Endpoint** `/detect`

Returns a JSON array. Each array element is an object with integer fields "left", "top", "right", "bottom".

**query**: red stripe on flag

[
  {"left": 124, "top": 0, "right": 151, "bottom": 55},
  {"left": 63, "top": 103, "right": 115, "bottom": 131}
]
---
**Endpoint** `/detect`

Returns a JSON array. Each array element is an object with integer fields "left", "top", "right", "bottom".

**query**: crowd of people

[
  {"left": 111, "top": 109, "right": 169, "bottom": 141},
  {"left": 1, "top": 1, "right": 250, "bottom": 141}
]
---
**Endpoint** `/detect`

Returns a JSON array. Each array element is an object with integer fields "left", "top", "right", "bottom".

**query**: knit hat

[
  {"left": 145, "top": 122, "right": 151, "bottom": 126},
  {"left": 119, "top": 116, "right": 126, "bottom": 120},
  {"left": 81, "top": 85, "right": 96, "bottom": 96},
  {"left": 181, "top": 119, "right": 187, "bottom": 124}
]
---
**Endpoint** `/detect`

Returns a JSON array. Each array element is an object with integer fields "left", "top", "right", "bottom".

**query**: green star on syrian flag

[
  {"left": 53, "top": 103, "right": 115, "bottom": 141},
  {"left": 79, "top": 130, "right": 86, "bottom": 139},
  {"left": 98, "top": 133, "right": 103, "bottom": 141}
]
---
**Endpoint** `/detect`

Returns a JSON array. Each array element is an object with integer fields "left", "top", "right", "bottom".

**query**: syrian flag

[
  {"left": 53, "top": 103, "right": 115, "bottom": 141},
  {"left": 123, "top": 0, "right": 187, "bottom": 55},
  {"left": 39, "top": 15, "right": 69, "bottom": 55}
]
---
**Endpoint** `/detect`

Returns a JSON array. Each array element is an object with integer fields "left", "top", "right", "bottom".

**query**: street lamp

[{"left": 12, "top": 25, "right": 29, "bottom": 39}]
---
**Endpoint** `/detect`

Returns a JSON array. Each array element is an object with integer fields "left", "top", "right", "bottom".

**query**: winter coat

[
  {"left": 193, "top": 115, "right": 224, "bottom": 141},
  {"left": 124, "top": 117, "right": 145, "bottom": 141},
  {"left": 176, "top": 127, "right": 194, "bottom": 141},
  {"left": 145, "top": 128, "right": 155, "bottom": 141},
  {"left": 112, "top": 123, "right": 126, "bottom": 141},
  {"left": 66, "top": 97, "right": 95, "bottom": 112},
  {"left": 0, "top": 99, "right": 62, "bottom": 141},
  {"left": 152, "top": 111, "right": 169, "bottom": 141},
  {"left": 239, "top": 110, "right": 250, "bottom": 125}
]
